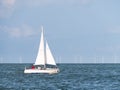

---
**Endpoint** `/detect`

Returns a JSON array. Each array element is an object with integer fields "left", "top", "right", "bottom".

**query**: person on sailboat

[{"left": 31, "top": 65, "right": 35, "bottom": 69}]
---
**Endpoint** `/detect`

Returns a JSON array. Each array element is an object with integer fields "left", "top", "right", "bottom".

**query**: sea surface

[{"left": 0, "top": 64, "right": 120, "bottom": 90}]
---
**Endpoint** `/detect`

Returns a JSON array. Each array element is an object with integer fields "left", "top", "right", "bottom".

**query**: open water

[{"left": 0, "top": 64, "right": 120, "bottom": 90}]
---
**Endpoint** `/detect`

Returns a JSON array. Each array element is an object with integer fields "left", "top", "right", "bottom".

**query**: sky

[{"left": 0, "top": 0, "right": 120, "bottom": 63}]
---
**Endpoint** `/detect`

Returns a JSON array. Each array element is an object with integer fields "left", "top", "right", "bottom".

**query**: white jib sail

[
  {"left": 46, "top": 41, "right": 56, "bottom": 65},
  {"left": 34, "top": 27, "right": 45, "bottom": 65}
]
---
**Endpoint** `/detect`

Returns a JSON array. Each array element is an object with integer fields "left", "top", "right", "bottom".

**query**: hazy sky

[{"left": 0, "top": 0, "right": 120, "bottom": 63}]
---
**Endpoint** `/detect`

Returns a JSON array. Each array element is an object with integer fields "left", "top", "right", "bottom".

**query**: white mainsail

[
  {"left": 46, "top": 41, "right": 56, "bottom": 65},
  {"left": 34, "top": 27, "right": 45, "bottom": 65}
]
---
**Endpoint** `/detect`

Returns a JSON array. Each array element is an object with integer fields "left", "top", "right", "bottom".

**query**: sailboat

[{"left": 24, "top": 26, "right": 59, "bottom": 74}]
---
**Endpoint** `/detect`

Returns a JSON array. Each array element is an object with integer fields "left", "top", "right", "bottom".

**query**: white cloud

[
  {"left": 0, "top": 0, "right": 16, "bottom": 18},
  {"left": 22, "top": 0, "right": 94, "bottom": 7},
  {"left": 0, "top": 0, "right": 93, "bottom": 8},
  {"left": 1, "top": 0, "right": 15, "bottom": 8},
  {"left": 0, "top": 25, "right": 38, "bottom": 38},
  {"left": 0, "top": 0, "right": 94, "bottom": 18}
]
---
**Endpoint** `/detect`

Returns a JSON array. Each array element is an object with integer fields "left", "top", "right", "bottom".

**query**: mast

[{"left": 42, "top": 26, "right": 46, "bottom": 69}]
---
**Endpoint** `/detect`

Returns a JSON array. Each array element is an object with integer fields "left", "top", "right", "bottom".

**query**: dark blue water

[{"left": 0, "top": 64, "right": 120, "bottom": 90}]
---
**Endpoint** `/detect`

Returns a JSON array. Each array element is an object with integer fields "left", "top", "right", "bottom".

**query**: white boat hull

[{"left": 24, "top": 68, "right": 59, "bottom": 74}]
